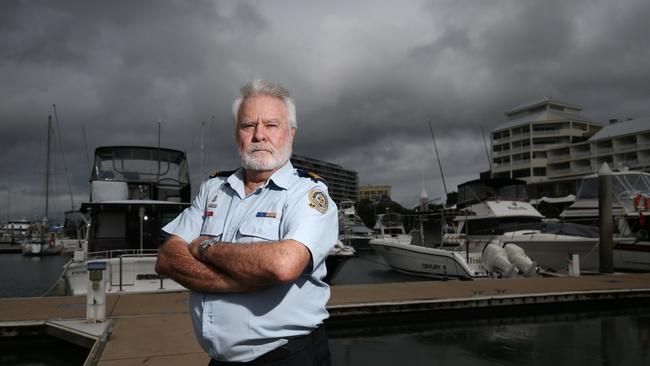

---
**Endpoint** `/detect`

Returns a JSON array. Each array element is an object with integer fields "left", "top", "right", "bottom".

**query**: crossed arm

[{"left": 155, "top": 235, "right": 311, "bottom": 293}]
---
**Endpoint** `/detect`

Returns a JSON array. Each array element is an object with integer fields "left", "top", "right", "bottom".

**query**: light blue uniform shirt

[{"left": 162, "top": 161, "right": 338, "bottom": 362}]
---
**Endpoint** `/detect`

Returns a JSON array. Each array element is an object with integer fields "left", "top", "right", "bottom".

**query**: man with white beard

[{"left": 156, "top": 79, "right": 338, "bottom": 366}]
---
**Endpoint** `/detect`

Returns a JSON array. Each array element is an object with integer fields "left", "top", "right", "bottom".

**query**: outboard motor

[
  {"left": 503, "top": 243, "right": 537, "bottom": 277},
  {"left": 482, "top": 241, "right": 516, "bottom": 277}
]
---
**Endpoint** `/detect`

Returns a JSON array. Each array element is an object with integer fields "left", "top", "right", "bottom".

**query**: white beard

[{"left": 239, "top": 140, "right": 292, "bottom": 171}]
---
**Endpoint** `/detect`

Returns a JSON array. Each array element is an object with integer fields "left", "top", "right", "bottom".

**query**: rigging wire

[{"left": 52, "top": 104, "right": 75, "bottom": 211}]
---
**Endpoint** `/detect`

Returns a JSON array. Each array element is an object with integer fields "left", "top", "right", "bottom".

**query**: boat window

[
  {"left": 576, "top": 177, "right": 598, "bottom": 199},
  {"left": 91, "top": 147, "right": 190, "bottom": 184}
]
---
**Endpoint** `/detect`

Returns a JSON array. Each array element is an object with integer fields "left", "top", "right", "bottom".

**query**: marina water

[{"left": 1, "top": 252, "right": 649, "bottom": 365}]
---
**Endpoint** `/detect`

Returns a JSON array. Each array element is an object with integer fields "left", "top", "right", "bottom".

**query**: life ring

[{"left": 48, "top": 238, "right": 55, "bottom": 247}]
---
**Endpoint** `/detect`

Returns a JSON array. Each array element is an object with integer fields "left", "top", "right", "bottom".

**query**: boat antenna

[
  {"left": 45, "top": 115, "right": 52, "bottom": 220},
  {"left": 205, "top": 115, "right": 215, "bottom": 176},
  {"left": 480, "top": 125, "right": 493, "bottom": 173},
  {"left": 427, "top": 121, "right": 448, "bottom": 199},
  {"left": 52, "top": 104, "right": 75, "bottom": 211},
  {"left": 81, "top": 123, "right": 91, "bottom": 175},
  {"left": 200, "top": 120, "right": 206, "bottom": 181},
  {"left": 157, "top": 118, "right": 161, "bottom": 178}
]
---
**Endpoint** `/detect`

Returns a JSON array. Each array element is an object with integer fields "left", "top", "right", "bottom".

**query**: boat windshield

[
  {"left": 91, "top": 147, "right": 190, "bottom": 185},
  {"left": 378, "top": 213, "right": 402, "bottom": 227},
  {"left": 576, "top": 173, "right": 650, "bottom": 199},
  {"left": 457, "top": 179, "right": 528, "bottom": 208}
]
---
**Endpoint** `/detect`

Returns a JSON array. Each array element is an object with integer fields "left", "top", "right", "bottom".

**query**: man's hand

[
  {"left": 188, "top": 235, "right": 213, "bottom": 260},
  {"left": 155, "top": 235, "right": 259, "bottom": 293}
]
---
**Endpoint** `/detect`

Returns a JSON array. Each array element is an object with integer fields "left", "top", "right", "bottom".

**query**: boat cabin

[{"left": 81, "top": 146, "right": 191, "bottom": 252}]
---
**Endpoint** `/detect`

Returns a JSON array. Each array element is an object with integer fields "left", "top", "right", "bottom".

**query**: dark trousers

[{"left": 208, "top": 326, "right": 331, "bottom": 366}]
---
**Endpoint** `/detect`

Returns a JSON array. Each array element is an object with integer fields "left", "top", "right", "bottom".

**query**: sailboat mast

[
  {"left": 45, "top": 115, "right": 52, "bottom": 220},
  {"left": 428, "top": 121, "right": 448, "bottom": 198}
]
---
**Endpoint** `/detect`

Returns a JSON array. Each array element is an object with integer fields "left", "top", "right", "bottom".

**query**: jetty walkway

[{"left": 1, "top": 273, "right": 650, "bottom": 365}]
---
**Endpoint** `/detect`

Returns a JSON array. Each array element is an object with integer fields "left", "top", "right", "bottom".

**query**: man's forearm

[
  {"left": 201, "top": 240, "right": 311, "bottom": 284},
  {"left": 156, "top": 236, "right": 257, "bottom": 293}
]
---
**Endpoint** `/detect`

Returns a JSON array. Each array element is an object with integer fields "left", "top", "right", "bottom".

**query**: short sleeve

[
  {"left": 162, "top": 180, "right": 211, "bottom": 243},
  {"left": 281, "top": 183, "right": 339, "bottom": 271}
]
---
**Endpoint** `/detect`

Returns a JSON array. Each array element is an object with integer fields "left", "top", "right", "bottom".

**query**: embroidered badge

[
  {"left": 308, "top": 188, "right": 328, "bottom": 214},
  {"left": 208, "top": 194, "right": 219, "bottom": 208}
]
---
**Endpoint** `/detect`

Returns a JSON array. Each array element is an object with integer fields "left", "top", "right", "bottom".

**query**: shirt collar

[{"left": 225, "top": 161, "right": 293, "bottom": 197}]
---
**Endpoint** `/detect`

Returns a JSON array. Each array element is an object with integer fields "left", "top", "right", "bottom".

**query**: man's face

[{"left": 237, "top": 94, "right": 296, "bottom": 172}]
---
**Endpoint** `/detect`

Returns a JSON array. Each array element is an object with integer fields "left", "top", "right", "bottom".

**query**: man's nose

[{"left": 252, "top": 123, "right": 266, "bottom": 142}]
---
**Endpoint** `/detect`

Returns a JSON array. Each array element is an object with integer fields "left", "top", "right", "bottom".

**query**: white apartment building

[{"left": 491, "top": 98, "right": 650, "bottom": 198}]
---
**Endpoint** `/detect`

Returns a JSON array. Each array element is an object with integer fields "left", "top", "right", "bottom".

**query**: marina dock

[{"left": 2, "top": 273, "right": 650, "bottom": 365}]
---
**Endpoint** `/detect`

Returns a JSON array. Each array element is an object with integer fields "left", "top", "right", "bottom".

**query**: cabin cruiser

[
  {"left": 369, "top": 211, "right": 537, "bottom": 279},
  {"left": 559, "top": 169, "right": 650, "bottom": 271},
  {"left": 445, "top": 178, "right": 601, "bottom": 272},
  {"left": 338, "top": 200, "right": 374, "bottom": 251},
  {"left": 63, "top": 146, "right": 191, "bottom": 295},
  {"left": 560, "top": 170, "right": 650, "bottom": 241}
]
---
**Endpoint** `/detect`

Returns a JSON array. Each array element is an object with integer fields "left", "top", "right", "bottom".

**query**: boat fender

[
  {"left": 481, "top": 242, "right": 515, "bottom": 277},
  {"left": 48, "top": 238, "right": 55, "bottom": 247},
  {"left": 503, "top": 243, "right": 537, "bottom": 277},
  {"left": 633, "top": 194, "right": 648, "bottom": 211}
]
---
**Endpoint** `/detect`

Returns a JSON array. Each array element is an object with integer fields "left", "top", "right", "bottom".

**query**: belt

[{"left": 210, "top": 325, "right": 326, "bottom": 365}]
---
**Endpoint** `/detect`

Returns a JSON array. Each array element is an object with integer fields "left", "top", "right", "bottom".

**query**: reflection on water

[
  {"left": 330, "top": 307, "right": 650, "bottom": 366},
  {"left": 0, "top": 253, "right": 71, "bottom": 298}
]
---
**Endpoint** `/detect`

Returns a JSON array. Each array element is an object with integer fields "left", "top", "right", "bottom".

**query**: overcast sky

[{"left": 1, "top": 0, "right": 649, "bottom": 222}]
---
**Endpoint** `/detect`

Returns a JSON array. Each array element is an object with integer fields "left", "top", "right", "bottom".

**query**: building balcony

[
  {"left": 547, "top": 154, "right": 571, "bottom": 163},
  {"left": 493, "top": 149, "right": 510, "bottom": 157},
  {"left": 511, "top": 159, "right": 531, "bottom": 167},
  {"left": 492, "top": 163, "right": 511, "bottom": 172},
  {"left": 572, "top": 150, "right": 591, "bottom": 158},
  {"left": 510, "top": 132, "right": 530, "bottom": 141}
]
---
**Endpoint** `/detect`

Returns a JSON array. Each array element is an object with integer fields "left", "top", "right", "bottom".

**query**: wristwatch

[{"left": 198, "top": 237, "right": 217, "bottom": 260}]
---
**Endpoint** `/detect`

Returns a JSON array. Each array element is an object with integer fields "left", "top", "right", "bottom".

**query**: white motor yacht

[
  {"left": 447, "top": 178, "right": 601, "bottom": 272},
  {"left": 63, "top": 146, "right": 192, "bottom": 295}
]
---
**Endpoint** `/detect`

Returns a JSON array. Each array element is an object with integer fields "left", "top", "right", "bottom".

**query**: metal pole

[
  {"left": 139, "top": 206, "right": 145, "bottom": 253},
  {"left": 598, "top": 163, "right": 614, "bottom": 273},
  {"left": 428, "top": 122, "right": 448, "bottom": 198},
  {"left": 119, "top": 255, "right": 123, "bottom": 292}
]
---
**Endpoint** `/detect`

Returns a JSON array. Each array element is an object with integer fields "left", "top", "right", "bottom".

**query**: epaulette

[
  {"left": 209, "top": 170, "right": 236, "bottom": 179},
  {"left": 296, "top": 168, "right": 328, "bottom": 186}
]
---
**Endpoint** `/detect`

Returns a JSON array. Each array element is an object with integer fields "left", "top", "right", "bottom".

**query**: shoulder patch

[
  {"left": 296, "top": 169, "right": 327, "bottom": 186},
  {"left": 308, "top": 188, "right": 328, "bottom": 214},
  {"left": 209, "top": 169, "right": 236, "bottom": 179}
]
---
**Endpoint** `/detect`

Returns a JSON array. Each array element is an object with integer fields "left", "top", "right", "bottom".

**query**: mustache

[{"left": 247, "top": 143, "right": 276, "bottom": 154}]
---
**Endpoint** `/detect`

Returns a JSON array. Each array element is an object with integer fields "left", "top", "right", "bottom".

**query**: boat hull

[
  {"left": 64, "top": 255, "right": 186, "bottom": 296},
  {"left": 369, "top": 238, "right": 486, "bottom": 279}
]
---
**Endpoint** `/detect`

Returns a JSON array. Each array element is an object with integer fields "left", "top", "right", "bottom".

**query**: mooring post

[{"left": 598, "top": 163, "right": 614, "bottom": 273}]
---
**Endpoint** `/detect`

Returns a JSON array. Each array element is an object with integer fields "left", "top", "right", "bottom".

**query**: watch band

[{"left": 198, "top": 237, "right": 217, "bottom": 260}]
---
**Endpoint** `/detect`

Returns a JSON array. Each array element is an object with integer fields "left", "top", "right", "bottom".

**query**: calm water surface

[{"left": 0, "top": 252, "right": 71, "bottom": 298}]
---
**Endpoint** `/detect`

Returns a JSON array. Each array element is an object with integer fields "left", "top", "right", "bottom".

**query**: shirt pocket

[
  {"left": 200, "top": 214, "right": 226, "bottom": 240},
  {"left": 238, "top": 217, "right": 281, "bottom": 242}
]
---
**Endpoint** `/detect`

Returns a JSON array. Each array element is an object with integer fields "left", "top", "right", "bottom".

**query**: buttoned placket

[{"left": 222, "top": 186, "right": 266, "bottom": 243}]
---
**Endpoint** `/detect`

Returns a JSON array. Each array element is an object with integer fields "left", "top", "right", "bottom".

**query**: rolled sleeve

[
  {"left": 162, "top": 180, "right": 210, "bottom": 243},
  {"left": 282, "top": 184, "right": 338, "bottom": 268}
]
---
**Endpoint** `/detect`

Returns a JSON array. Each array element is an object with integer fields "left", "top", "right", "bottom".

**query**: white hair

[{"left": 232, "top": 79, "right": 297, "bottom": 129}]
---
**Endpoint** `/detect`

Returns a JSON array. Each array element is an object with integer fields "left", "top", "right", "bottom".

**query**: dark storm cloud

[{"left": 1, "top": 0, "right": 649, "bottom": 220}]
